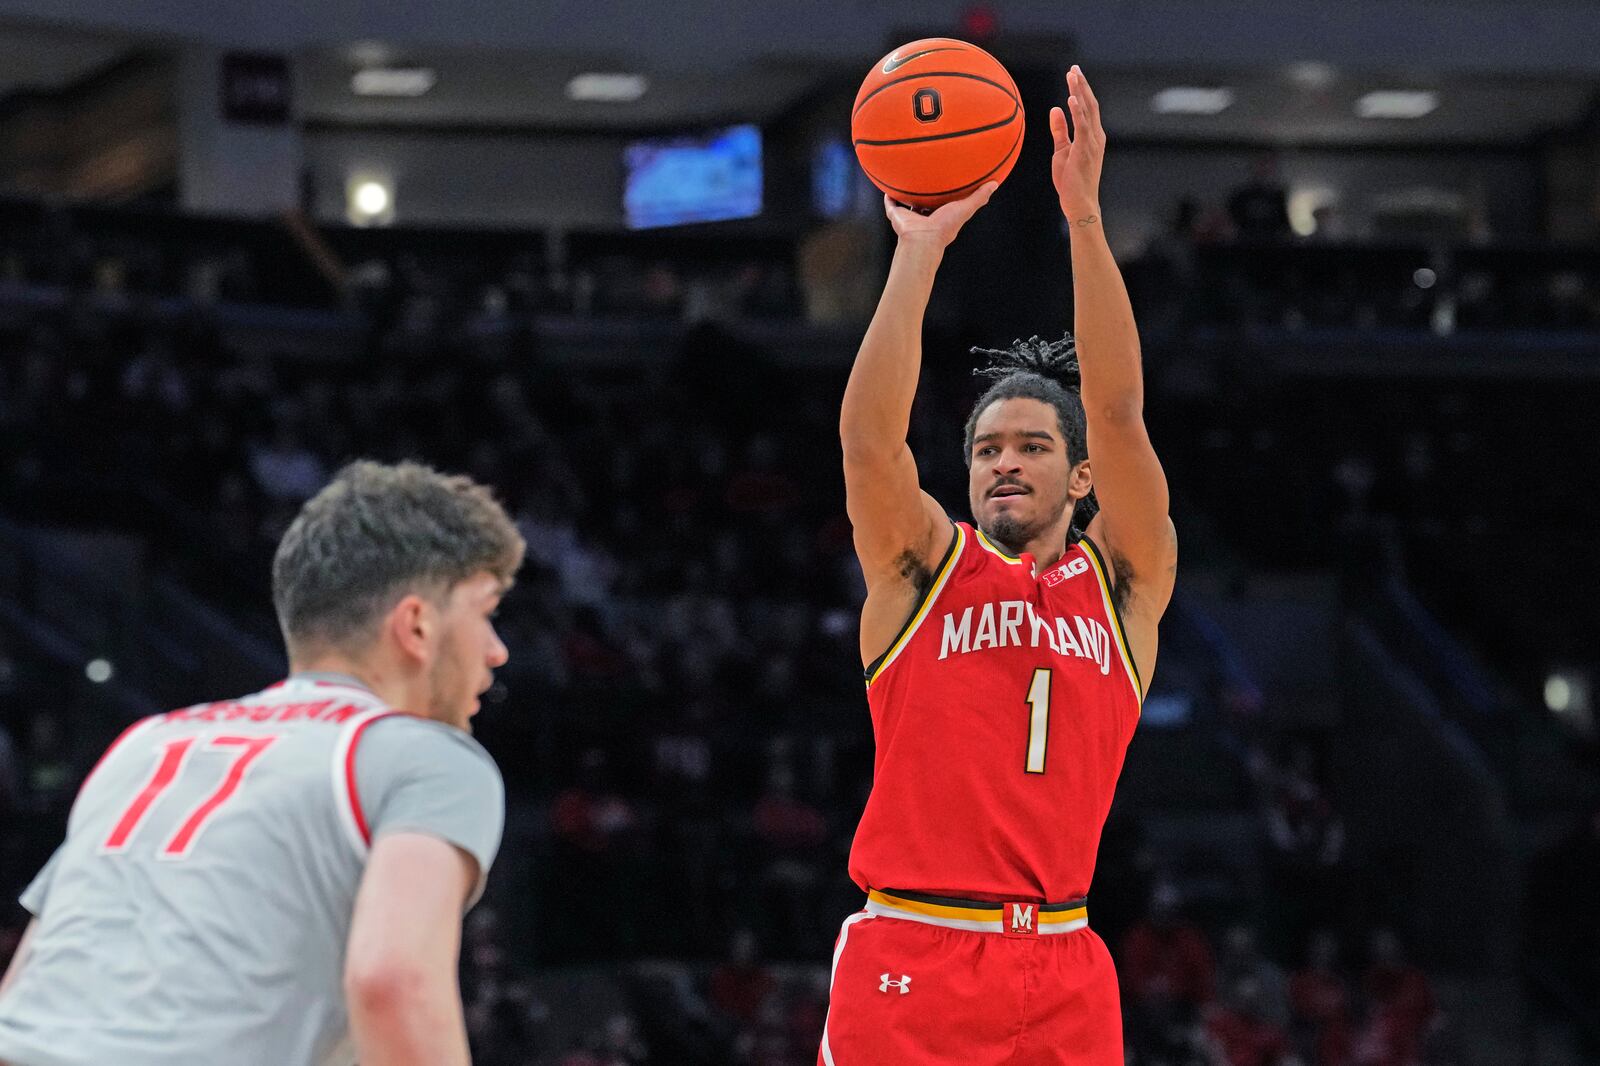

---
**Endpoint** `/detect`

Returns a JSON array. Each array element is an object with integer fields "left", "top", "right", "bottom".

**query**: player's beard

[
  {"left": 980, "top": 482, "right": 1074, "bottom": 556},
  {"left": 426, "top": 647, "right": 471, "bottom": 732}
]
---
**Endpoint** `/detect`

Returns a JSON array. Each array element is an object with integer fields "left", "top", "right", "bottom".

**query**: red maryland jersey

[{"left": 847, "top": 521, "right": 1143, "bottom": 903}]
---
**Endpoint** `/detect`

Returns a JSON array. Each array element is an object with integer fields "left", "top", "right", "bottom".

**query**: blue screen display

[
  {"left": 811, "top": 138, "right": 853, "bottom": 219},
  {"left": 624, "top": 125, "right": 763, "bottom": 229}
]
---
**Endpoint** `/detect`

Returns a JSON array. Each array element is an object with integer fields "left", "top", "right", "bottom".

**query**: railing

[{"left": 0, "top": 516, "right": 281, "bottom": 712}]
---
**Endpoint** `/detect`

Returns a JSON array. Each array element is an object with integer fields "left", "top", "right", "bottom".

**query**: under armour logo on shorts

[{"left": 879, "top": 973, "right": 911, "bottom": 994}]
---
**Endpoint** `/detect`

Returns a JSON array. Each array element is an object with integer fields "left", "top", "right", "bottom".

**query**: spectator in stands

[
  {"left": 460, "top": 906, "right": 549, "bottom": 1065},
  {"left": 752, "top": 764, "right": 828, "bottom": 958},
  {"left": 22, "top": 714, "right": 72, "bottom": 813},
  {"left": 785, "top": 971, "right": 831, "bottom": 1064},
  {"left": 1259, "top": 741, "right": 1347, "bottom": 948},
  {"left": 1290, "top": 930, "right": 1353, "bottom": 1066},
  {"left": 550, "top": 748, "right": 644, "bottom": 958},
  {"left": 1228, "top": 154, "right": 1292, "bottom": 240},
  {"left": 560, "top": 1012, "right": 650, "bottom": 1066},
  {"left": 247, "top": 419, "right": 327, "bottom": 504},
  {"left": 1353, "top": 929, "right": 1435, "bottom": 1066},
  {"left": 1121, "top": 880, "right": 1217, "bottom": 1049},
  {"left": 1204, "top": 976, "right": 1293, "bottom": 1066},
  {"left": 1218, "top": 923, "right": 1290, "bottom": 1028},
  {"left": 709, "top": 928, "right": 776, "bottom": 1027}
]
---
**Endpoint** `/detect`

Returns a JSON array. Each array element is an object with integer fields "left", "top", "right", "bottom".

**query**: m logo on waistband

[{"left": 1011, "top": 904, "right": 1035, "bottom": 931}]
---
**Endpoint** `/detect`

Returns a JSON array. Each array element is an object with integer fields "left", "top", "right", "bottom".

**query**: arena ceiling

[
  {"left": 0, "top": 24, "right": 130, "bottom": 98},
  {"left": 0, "top": 21, "right": 1594, "bottom": 148}
]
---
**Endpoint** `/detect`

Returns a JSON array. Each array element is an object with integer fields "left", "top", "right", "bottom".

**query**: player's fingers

[
  {"left": 1071, "top": 65, "right": 1102, "bottom": 128},
  {"left": 932, "top": 181, "right": 995, "bottom": 227},
  {"left": 1067, "top": 94, "right": 1087, "bottom": 141},
  {"left": 934, "top": 194, "right": 977, "bottom": 225},
  {"left": 1049, "top": 105, "right": 1070, "bottom": 151}
]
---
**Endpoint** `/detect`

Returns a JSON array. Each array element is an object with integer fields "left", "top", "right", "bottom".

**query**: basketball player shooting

[
  {"left": 822, "top": 66, "right": 1177, "bottom": 1064},
  {"left": 0, "top": 461, "right": 524, "bottom": 1066}
]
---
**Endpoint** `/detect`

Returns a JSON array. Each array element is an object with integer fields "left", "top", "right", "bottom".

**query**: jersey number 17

[{"left": 101, "top": 735, "right": 279, "bottom": 859}]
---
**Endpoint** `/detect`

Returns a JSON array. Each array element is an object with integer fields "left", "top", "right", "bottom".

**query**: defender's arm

[{"left": 344, "top": 833, "right": 476, "bottom": 1066}]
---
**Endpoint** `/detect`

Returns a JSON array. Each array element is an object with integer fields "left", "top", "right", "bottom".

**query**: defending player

[
  {"left": 0, "top": 460, "right": 524, "bottom": 1066},
  {"left": 822, "top": 66, "right": 1176, "bottom": 1064}
]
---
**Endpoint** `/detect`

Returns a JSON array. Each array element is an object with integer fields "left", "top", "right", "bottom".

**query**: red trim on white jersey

[{"left": 331, "top": 709, "right": 401, "bottom": 854}]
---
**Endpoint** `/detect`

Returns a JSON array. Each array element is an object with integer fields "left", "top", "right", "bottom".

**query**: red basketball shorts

[{"left": 817, "top": 896, "right": 1123, "bottom": 1066}]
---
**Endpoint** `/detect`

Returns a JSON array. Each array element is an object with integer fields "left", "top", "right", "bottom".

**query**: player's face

[
  {"left": 968, "top": 398, "right": 1081, "bottom": 550},
  {"left": 426, "top": 572, "right": 509, "bottom": 732}
]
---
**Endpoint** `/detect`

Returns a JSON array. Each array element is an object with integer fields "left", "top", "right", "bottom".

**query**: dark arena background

[{"left": 1, "top": 1, "right": 1598, "bottom": 1063}]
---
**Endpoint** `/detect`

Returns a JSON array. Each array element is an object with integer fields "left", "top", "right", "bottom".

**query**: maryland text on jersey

[{"left": 937, "top": 599, "right": 1115, "bottom": 675}]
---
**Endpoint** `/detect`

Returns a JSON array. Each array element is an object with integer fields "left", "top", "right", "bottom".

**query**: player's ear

[
  {"left": 387, "top": 593, "right": 436, "bottom": 665},
  {"left": 1069, "top": 458, "right": 1093, "bottom": 501}
]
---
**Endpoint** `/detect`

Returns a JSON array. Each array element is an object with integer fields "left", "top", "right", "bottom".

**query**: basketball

[{"left": 851, "top": 37, "right": 1024, "bottom": 211}]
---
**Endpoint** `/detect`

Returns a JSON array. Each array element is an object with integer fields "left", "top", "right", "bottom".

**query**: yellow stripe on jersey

[
  {"left": 869, "top": 889, "right": 1003, "bottom": 921},
  {"left": 867, "top": 890, "right": 1089, "bottom": 926},
  {"left": 865, "top": 524, "right": 966, "bottom": 688},
  {"left": 974, "top": 528, "right": 1026, "bottom": 564},
  {"left": 1077, "top": 537, "right": 1144, "bottom": 707},
  {"left": 1036, "top": 905, "right": 1089, "bottom": 925}
]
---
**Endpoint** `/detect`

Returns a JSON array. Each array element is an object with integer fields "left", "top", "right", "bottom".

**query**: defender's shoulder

[{"left": 362, "top": 714, "right": 500, "bottom": 771}]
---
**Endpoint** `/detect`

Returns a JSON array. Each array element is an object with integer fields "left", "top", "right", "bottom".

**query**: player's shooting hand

[
  {"left": 884, "top": 182, "right": 998, "bottom": 249},
  {"left": 1051, "top": 65, "right": 1104, "bottom": 223}
]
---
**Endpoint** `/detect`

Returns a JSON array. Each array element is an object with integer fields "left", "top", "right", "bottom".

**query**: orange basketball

[{"left": 851, "top": 38, "right": 1024, "bottom": 211}]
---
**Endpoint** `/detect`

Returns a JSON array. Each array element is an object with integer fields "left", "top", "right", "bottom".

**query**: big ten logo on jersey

[{"left": 1041, "top": 555, "right": 1089, "bottom": 588}]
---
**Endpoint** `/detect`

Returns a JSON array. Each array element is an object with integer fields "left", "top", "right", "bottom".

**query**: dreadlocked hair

[{"left": 963, "top": 333, "right": 1100, "bottom": 540}]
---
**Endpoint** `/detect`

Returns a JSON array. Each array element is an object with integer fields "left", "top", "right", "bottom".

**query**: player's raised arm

[
  {"left": 344, "top": 833, "right": 477, "bottom": 1066},
  {"left": 842, "top": 186, "right": 994, "bottom": 662},
  {"left": 1051, "top": 66, "right": 1177, "bottom": 612}
]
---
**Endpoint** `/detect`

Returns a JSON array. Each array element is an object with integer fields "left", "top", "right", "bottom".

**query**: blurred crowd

[{"left": 0, "top": 193, "right": 1595, "bottom": 1063}]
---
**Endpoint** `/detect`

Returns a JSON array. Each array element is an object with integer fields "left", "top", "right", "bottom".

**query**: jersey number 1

[
  {"left": 102, "top": 735, "right": 278, "bottom": 858},
  {"left": 1025, "top": 668, "right": 1051, "bottom": 774}
]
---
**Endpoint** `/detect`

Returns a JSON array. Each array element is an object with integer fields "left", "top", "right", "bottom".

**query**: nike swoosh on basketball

[{"left": 882, "top": 47, "right": 957, "bottom": 73}]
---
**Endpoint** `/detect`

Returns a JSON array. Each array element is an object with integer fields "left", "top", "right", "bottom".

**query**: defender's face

[
  {"left": 968, "top": 398, "right": 1079, "bottom": 547},
  {"left": 428, "top": 572, "right": 508, "bottom": 731}
]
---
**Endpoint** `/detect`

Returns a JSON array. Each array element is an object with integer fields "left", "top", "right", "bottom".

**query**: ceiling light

[
  {"left": 1287, "top": 61, "right": 1337, "bottom": 91},
  {"left": 1545, "top": 669, "right": 1595, "bottom": 738},
  {"left": 566, "top": 72, "right": 648, "bottom": 103},
  {"left": 1150, "top": 87, "right": 1234, "bottom": 115},
  {"left": 353, "top": 182, "right": 389, "bottom": 216},
  {"left": 351, "top": 67, "right": 436, "bottom": 97},
  {"left": 1288, "top": 186, "right": 1337, "bottom": 238},
  {"left": 1355, "top": 90, "right": 1437, "bottom": 119},
  {"left": 347, "top": 174, "right": 395, "bottom": 226}
]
